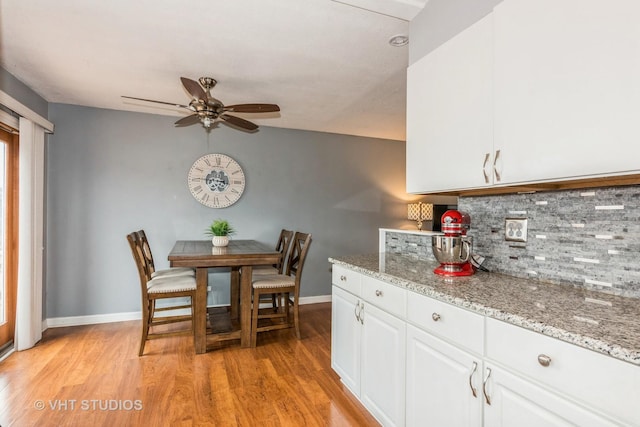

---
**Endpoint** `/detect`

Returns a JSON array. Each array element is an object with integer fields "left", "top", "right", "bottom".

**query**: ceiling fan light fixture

[
  {"left": 122, "top": 76, "right": 279, "bottom": 133},
  {"left": 388, "top": 34, "right": 409, "bottom": 47}
]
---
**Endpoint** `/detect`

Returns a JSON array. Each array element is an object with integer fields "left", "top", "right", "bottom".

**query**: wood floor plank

[{"left": 0, "top": 303, "right": 379, "bottom": 427}]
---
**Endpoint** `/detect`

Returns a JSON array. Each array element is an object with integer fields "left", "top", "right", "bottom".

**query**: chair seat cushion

[
  {"left": 251, "top": 265, "right": 279, "bottom": 275},
  {"left": 252, "top": 274, "right": 294, "bottom": 289},
  {"left": 147, "top": 275, "right": 196, "bottom": 293},
  {"left": 151, "top": 267, "right": 195, "bottom": 279}
]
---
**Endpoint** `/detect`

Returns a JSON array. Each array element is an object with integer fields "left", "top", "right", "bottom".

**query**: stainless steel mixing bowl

[{"left": 431, "top": 235, "right": 472, "bottom": 265}]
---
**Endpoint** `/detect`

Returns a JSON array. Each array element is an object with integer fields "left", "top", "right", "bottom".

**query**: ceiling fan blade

[
  {"left": 180, "top": 77, "right": 207, "bottom": 101},
  {"left": 174, "top": 114, "right": 202, "bottom": 127},
  {"left": 121, "top": 95, "right": 190, "bottom": 109},
  {"left": 220, "top": 114, "right": 259, "bottom": 131},
  {"left": 224, "top": 104, "right": 280, "bottom": 113}
]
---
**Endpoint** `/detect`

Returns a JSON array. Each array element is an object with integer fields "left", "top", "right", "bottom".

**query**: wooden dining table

[{"left": 168, "top": 239, "right": 281, "bottom": 353}]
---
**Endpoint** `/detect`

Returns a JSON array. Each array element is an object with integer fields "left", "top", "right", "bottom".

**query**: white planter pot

[{"left": 211, "top": 235, "right": 229, "bottom": 247}]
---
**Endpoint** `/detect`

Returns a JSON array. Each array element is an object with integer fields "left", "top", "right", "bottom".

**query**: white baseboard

[{"left": 44, "top": 295, "right": 331, "bottom": 329}]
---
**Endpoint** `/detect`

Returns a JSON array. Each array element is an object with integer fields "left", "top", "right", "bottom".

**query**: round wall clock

[{"left": 187, "top": 153, "right": 246, "bottom": 208}]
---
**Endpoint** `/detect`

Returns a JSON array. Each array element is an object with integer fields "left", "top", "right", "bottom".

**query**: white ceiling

[{"left": 0, "top": 0, "right": 417, "bottom": 141}]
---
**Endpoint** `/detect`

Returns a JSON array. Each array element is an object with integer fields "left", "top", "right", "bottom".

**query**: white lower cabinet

[
  {"left": 331, "top": 285, "right": 361, "bottom": 396},
  {"left": 483, "top": 363, "right": 621, "bottom": 427},
  {"left": 331, "top": 264, "right": 638, "bottom": 427},
  {"left": 406, "top": 325, "right": 483, "bottom": 427},
  {"left": 485, "top": 317, "right": 640, "bottom": 427},
  {"left": 331, "top": 265, "right": 406, "bottom": 427},
  {"left": 360, "top": 302, "right": 406, "bottom": 427}
]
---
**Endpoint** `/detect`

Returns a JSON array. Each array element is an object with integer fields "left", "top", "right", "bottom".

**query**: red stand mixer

[{"left": 432, "top": 210, "right": 475, "bottom": 276}]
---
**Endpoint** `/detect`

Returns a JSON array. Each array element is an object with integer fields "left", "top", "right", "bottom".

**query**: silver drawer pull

[
  {"left": 469, "top": 361, "right": 478, "bottom": 398},
  {"left": 483, "top": 367, "right": 492, "bottom": 405},
  {"left": 375, "top": 289, "right": 383, "bottom": 297},
  {"left": 432, "top": 313, "right": 441, "bottom": 322},
  {"left": 538, "top": 354, "right": 552, "bottom": 367},
  {"left": 482, "top": 152, "right": 491, "bottom": 183},
  {"left": 340, "top": 275, "right": 347, "bottom": 281}
]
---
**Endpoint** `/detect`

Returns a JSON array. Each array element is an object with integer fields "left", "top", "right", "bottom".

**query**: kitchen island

[
  {"left": 330, "top": 252, "right": 640, "bottom": 365},
  {"left": 329, "top": 252, "right": 640, "bottom": 427}
]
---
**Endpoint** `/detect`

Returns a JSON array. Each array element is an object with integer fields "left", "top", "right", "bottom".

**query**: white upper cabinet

[
  {"left": 406, "top": 13, "right": 494, "bottom": 193},
  {"left": 494, "top": 0, "right": 640, "bottom": 184},
  {"left": 407, "top": 0, "right": 640, "bottom": 193}
]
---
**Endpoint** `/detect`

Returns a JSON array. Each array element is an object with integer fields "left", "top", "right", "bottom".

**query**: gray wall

[
  {"left": 0, "top": 67, "right": 49, "bottom": 118},
  {"left": 46, "top": 104, "right": 408, "bottom": 318},
  {"left": 409, "top": 0, "right": 502, "bottom": 64}
]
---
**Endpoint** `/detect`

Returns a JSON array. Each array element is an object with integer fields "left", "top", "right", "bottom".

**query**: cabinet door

[
  {"left": 331, "top": 286, "right": 361, "bottom": 396},
  {"left": 360, "top": 302, "right": 406, "bottom": 427},
  {"left": 494, "top": 0, "right": 640, "bottom": 184},
  {"left": 406, "top": 13, "right": 494, "bottom": 193},
  {"left": 483, "top": 364, "right": 620, "bottom": 427},
  {"left": 406, "top": 325, "right": 482, "bottom": 427}
]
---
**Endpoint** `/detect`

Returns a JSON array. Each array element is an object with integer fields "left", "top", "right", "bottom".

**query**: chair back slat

[
  {"left": 127, "top": 232, "right": 151, "bottom": 298},
  {"left": 137, "top": 230, "right": 156, "bottom": 277},
  {"left": 275, "top": 229, "right": 294, "bottom": 274},
  {"left": 285, "top": 232, "right": 312, "bottom": 280}
]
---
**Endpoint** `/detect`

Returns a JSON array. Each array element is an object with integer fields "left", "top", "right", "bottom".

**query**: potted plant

[{"left": 206, "top": 219, "right": 236, "bottom": 247}]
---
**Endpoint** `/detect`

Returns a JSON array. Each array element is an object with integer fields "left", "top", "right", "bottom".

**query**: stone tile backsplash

[
  {"left": 384, "top": 185, "right": 640, "bottom": 298},
  {"left": 460, "top": 186, "right": 640, "bottom": 298}
]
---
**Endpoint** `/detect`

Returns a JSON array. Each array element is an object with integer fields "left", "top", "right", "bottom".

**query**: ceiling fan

[{"left": 122, "top": 77, "right": 280, "bottom": 132}]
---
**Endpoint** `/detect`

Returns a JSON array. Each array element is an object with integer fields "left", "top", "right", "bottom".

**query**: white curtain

[{"left": 14, "top": 117, "right": 45, "bottom": 351}]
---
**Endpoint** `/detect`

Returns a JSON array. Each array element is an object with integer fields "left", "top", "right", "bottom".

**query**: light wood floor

[{"left": 0, "top": 303, "right": 379, "bottom": 427}]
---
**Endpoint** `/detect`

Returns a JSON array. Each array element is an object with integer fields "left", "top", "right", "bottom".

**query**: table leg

[
  {"left": 194, "top": 267, "right": 208, "bottom": 354},
  {"left": 240, "top": 265, "right": 252, "bottom": 348},
  {"left": 230, "top": 267, "right": 240, "bottom": 320}
]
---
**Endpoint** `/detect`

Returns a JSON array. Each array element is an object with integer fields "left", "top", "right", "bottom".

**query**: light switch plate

[{"left": 505, "top": 218, "right": 528, "bottom": 242}]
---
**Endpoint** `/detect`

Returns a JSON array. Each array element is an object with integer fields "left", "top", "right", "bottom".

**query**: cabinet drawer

[
  {"left": 332, "top": 264, "right": 361, "bottom": 295},
  {"left": 407, "top": 292, "right": 484, "bottom": 355},
  {"left": 486, "top": 317, "right": 640, "bottom": 426},
  {"left": 361, "top": 275, "right": 406, "bottom": 319}
]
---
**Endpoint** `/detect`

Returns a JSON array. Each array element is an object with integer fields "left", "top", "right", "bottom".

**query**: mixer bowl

[{"left": 432, "top": 235, "right": 472, "bottom": 265}]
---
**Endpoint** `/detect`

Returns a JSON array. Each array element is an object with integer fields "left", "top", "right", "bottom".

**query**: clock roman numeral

[
  {"left": 192, "top": 185, "right": 203, "bottom": 193},
  {"left": 231, "top": 170, "right": 241, "bottom": 175},
  {"left": 232, "top": 180, "right": 243, "bottom": 185},
  {"left": 204, "top": 158, "right": 211, "bottom": 167},
  {"left": 215, "top": 157, "right": 221, "bottom": 166},
  {"left": 201, "top": 194, "right": 209, "bottom": 203}
]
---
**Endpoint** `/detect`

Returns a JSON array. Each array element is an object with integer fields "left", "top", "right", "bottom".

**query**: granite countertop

[{"left": 329, "top": 253, "right": 640, "bottom": 366}]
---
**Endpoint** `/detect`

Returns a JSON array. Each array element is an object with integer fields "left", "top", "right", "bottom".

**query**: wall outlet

[{"left": 505, "top": 218, "right": 528, "bottom": 242}]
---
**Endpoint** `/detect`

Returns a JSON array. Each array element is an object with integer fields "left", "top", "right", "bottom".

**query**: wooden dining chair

[
  {"left": 250, "top": 229, "right": 295, "bottom": 309},
  {"left": 127, "top": 231, "right": 197, "bottom": 356},
  {"left": 250, "top": 232, "right": 312, "bottom": 347},
  {"left": 253, "top": 229, "right": 294, "bottom": 275},
  {"left": 137, "top": 230, "right": 195, "bottom": 279}
]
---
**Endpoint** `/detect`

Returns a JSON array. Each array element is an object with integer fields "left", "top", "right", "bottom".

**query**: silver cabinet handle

[
  {"left": 482, "top": 152, "right": 491, "bottom": 183},
  {"left": 483, "top": 367, "right": 492, "bottom": 405},
  {"left": 432, "top": 313, "right": 441, "bottom": 322},
  {"left": 354, "top": 300, "right": 361, "bottom": 322},
  {"left": 469, "top": 361, "right": 478, "bottom": 398},
  {"left": 538, "top": 354, "right": 552, "bottom": 367},
  {"left": 493, "top": 150, "right": 502, "bottom": 182},
  {"left": 340, "top": 275, "right": 347, "bottom": 281},
  {"left": 359, "top": 302, "right": 364, "bottom": 324},
  {"left": 375, "top": 289, "right": 383, "bottom": 297}
]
